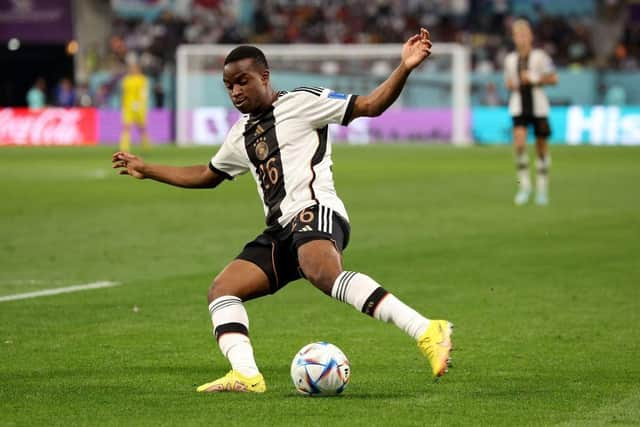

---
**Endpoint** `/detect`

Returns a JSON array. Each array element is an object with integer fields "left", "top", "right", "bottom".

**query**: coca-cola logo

[{"left": 0, "top": 108, "right": 96, "bottom": 145}]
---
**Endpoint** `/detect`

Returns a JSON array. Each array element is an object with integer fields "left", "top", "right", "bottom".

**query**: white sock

[
  {"left": 516, "top": 151, "right": 531, "bottom": 192},
  {"left": 536, "top": 154, "right": 550, "bottom": 194},
  {"left": 331, "top": 271, "right": 430, "bottom": 340},
  {"left": 209, "top": 296, "right": 259, "bottom": 377}
]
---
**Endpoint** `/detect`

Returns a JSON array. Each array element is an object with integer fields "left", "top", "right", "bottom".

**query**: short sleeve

[
  {"left": 209, "top": 129, "right": 250, "bottom": 180},
  {"left": 291, "top": 87, "right": 358, "bottom": 128}
]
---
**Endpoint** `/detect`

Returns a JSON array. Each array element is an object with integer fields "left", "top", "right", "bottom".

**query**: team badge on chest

[{"left": 255, "top": 138, "right": 269, "bottom": 161}]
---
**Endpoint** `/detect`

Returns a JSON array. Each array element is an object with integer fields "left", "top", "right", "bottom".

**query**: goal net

[{"left": 175, "top": 43, "right": 470, "bottom": 146}]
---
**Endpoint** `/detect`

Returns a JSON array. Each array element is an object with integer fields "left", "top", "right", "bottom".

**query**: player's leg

[
  {"left": 137, "top": 113, "right": 151, "bottom": 150},
  {"left": 119, "top": 121, "right": 131, "bottom": 152},
  {"left": 512, "top": 117, "right": 531, "bottom": 205},
  {"left": 197, "top": 258, "right": 272, "bottom": 393},
  {"left": 294, "top": 207, "right": 452, "bottom": 378},
  {"left": 534, "top": 118, "right": 552, "bottom": 205}
]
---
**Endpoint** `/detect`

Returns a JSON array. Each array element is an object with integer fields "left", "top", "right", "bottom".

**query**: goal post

[{"left": 176, "top": 43, "right": 470, "bottom": 146}]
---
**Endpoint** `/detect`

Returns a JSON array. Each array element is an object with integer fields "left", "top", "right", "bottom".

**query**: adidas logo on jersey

[{"left": 300, "top": 225, "right": 313, "bottom": 232}]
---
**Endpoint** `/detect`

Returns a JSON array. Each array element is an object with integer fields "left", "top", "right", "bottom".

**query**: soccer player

[
  {"left": 504, "top": 19, "right": 558, "bottom": 206},
  {"left": 112, "top": 28, "right": 452, "bottom": 393},
  {"left": 120, "top": 63, "right": 151, "bottom": 152}
]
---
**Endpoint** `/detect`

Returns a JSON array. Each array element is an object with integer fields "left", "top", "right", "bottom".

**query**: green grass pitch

[{"left": 1, "top": 144, "right": 639, "bottom": 426}]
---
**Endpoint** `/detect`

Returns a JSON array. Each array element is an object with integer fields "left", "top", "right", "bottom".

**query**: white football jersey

[
  {"left": 209, "top": 87, "right": 357, "bottom": 229},
  {"left": 504, "top": 49, "right": 555, "bottom": 117}
]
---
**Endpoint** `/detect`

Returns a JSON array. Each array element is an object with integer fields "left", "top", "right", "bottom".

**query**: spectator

[
  {"left": 75, "top": 82, "right": 93, "bottom": 107},
  {"left": 55, "top": 78, "right": 75, "bottom": 107},
  {"left": 153, "top": 81, "right": 165, "bottom": 108},
  {"left": 26, "top": 77, "right": 46, "bottom": 109}
]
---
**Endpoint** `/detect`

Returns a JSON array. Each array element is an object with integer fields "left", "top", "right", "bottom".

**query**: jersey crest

[{"left": 255, "top": 138, "right": 269, "bottom": 161}]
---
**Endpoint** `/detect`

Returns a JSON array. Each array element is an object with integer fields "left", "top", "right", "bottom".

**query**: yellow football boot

[
  {"left": 417, "top": 320, "right": 453, "bottom": 379},
  {"left": 196, "top": 370, "right": 266, "bottom": 393}
]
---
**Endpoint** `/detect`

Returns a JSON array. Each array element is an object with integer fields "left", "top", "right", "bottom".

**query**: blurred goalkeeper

[
  {"left": 120, "top": 63, "right": 151, "bottom": 152},
  {"left": 112, "top": 28, "right": 453, "bottom": 393}
]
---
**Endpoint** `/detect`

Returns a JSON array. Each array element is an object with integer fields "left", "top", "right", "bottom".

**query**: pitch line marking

[{"left": 0, "top": 281, "right": 121, "bottom": 303}]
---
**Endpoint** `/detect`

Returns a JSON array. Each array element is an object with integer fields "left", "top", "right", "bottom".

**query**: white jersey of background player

[
  {"left": 504, "top": 19, "right": 558, "bottom": 206},
  {"left": 113, "top": 29, "right": 453, "bottom": 393}
]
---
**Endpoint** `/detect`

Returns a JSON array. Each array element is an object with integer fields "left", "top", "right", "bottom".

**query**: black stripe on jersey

[
  {"left": 361, "top": 287, "right": 389, "bottom": 316},
  {"left": 243, "top": 107, "right": 286, "bottom": 227},
  {"left": 341, "top": 94, "right": 358, "bottom": 126},
  {"left": 292, "top": 88, "right": 322, "bottom": 97},
  {"left": 308, "top": 126, "right": 328, "bottom": 204},
  {"left": 214, "top": 322, "right": 249, "bottom": 340},
  {"left": 209, "top": 162, "right": 233, "bottom": 180},
  {"left": 518, "top": 55, "right": 533, "bottom": 116},
  {"left": 297, "top": 86, "right": 324, "bottom": 94}
]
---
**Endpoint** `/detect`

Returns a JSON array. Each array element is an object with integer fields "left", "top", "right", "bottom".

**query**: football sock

[
  {"left": 209, "top": 296, "right": 259, "bottom": 377},
  {"left": 536, "top": 154, "right": 550, "bottom": 194},
  {"left": 331, "top": 271, "right": 430, "bottom": 340},
  {"left": 119, "top": 130, "right": 130, "bottom": 152},
  {"left": 515, "top": 150, "right": 531, "bottom": 192}
]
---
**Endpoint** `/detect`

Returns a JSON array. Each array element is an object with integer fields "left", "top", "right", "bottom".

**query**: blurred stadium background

[{"left": 1, "top": 0, "right": 639, "bottom": 146}]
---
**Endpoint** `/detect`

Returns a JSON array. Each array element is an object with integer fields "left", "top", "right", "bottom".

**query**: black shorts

[
  {"left": 512, "top": 115, "right": 551, "bottom": 138},
  {"left": 236, "top": 204, "right": 350, "bottom": 293}
]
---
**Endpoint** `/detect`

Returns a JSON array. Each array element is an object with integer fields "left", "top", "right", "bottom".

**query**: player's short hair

[
  {"left": 512, "top": 18, "right": 532, "bottom": 33},
  {"left": 224, "top": 46, "right": 269, "bottom": 69}
]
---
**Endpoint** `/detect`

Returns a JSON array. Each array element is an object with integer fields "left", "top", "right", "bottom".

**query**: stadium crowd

[
  {"left": 45, "top": 0, "right": 640, "bottom": 108},
  {"left": 98, "top": 0, "right": 639, "bottom": 69}
]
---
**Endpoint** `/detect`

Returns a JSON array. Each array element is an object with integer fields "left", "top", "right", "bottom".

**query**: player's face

[
  {"left": 513, "top": 26, "right": 532, "bottom": 51},
  {"left": 223, "top": 58, "right": 270, "bottom": 114}
]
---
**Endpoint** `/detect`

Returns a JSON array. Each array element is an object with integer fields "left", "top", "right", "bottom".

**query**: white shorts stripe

[
  {"left": 316, "top": 205, "right": 335, "bottom": 234},
  {"left": 324, "top": 206, "right": 329, "bottom": 234},
  {"left": 322, "top": 205, "right": 331, "bottom": 233}
]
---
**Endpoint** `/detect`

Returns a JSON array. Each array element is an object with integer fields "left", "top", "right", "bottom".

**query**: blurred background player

[
  {"left": 120, "top": 63, "right": 151, "bottom": 152},
  {"left": 504, "top": 19, "right": 558, "bottom": 206}
]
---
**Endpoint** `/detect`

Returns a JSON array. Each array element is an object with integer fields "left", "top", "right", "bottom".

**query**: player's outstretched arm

[
  {"left": 111, "top": 151, "right": 224, "bottom": 189},
  {"left": 349, "top": 28, "right": 432, "bottom": 121}
]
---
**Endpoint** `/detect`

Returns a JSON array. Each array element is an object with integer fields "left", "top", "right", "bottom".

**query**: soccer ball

[{"left": 290, "top": 342, "right": 351, "bottom": 396}]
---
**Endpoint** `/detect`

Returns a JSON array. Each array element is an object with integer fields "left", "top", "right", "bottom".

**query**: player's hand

[
  {"left": 519, "top": 71, "right": 531, "bottom": 85},
  {"left": 401, "top": 28, "right": 432, "bottom": 71},
  {"left": 506, "top": 79, "right": 518, "bottom": 91},
  {"left": 112, "top": 151, "right": 146, "bottom": 179}
]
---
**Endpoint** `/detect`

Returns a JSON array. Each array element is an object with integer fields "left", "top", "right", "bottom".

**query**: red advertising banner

[{"left": 0, "top": 108, "right": 98, "bottom": 146}]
